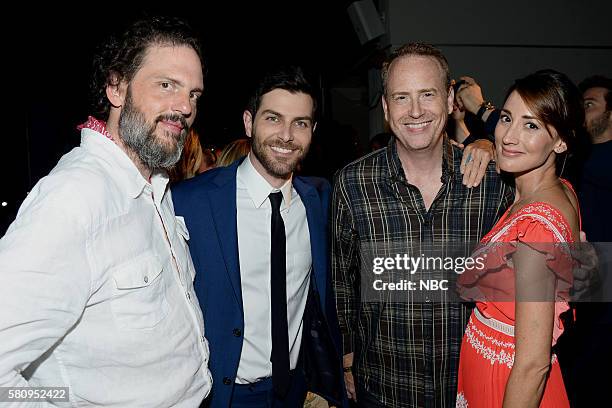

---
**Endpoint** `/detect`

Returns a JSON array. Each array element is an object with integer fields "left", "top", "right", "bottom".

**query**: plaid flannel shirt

[{"left": 331, "top": 137, "right": 513, "bottom": 408}]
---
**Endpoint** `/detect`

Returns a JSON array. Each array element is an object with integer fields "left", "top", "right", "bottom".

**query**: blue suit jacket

[{"left": 172, "top": 160, "right": 344, "bottom": 407}]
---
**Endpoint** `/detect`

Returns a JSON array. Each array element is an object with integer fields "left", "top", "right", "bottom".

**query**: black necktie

[{"left": 269, "top": 191, "right": 290, "bottom": 397}]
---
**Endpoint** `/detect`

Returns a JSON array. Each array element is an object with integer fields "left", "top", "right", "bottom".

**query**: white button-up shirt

[
  {"left": 0, "top": 129, "right": 211, "bottom": 407},
  {"left": 235, "top": 154, "right": 311, "bottom": 384}
]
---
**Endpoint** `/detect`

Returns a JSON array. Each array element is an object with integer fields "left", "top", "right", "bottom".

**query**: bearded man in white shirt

[{"left": 0, "top": 16, "right": 211, "bottom": 407}]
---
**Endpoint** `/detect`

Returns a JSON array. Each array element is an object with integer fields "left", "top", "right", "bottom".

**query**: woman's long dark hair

[{"left": 503, "top": 70, "right": 587, "bottom": 177}]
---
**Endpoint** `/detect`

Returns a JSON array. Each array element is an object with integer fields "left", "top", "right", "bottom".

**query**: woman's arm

[{"left": 503, "top": 242, "right": 556, "bottom": 408}]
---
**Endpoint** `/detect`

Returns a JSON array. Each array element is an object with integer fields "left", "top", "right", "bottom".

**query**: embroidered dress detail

[
  {"left": 464, "top": 316, "right": 559, "bottom": 369},
  {"left": 456, "top": 392, "right": 469, "bottom": 408},
  {"left": 456, "top": 182, "right": 575, "bottom": 407},
  {"left": 464, "top": 318, "right": 515, "bottom": 368},
  {"left": 483, "top": 203, "right": 572, "bottom": 244}
]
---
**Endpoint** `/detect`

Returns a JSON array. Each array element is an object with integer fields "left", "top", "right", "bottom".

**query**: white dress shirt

[
  {"left": 235, "top": 154, "right": 312, "bottom": 384},
  {"left": 0, "top": 129, "right": 212, "bottom": 407}
]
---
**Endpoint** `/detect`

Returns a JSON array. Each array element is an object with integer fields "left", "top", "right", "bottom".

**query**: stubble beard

[
  {"left": 588, "top": 110, "right": 611, "bottom": 142},
  {"left": 251, "top": 129, "right": 308, "bottom": 179}
]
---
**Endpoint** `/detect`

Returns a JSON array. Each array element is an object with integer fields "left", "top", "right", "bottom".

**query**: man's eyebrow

[
  {"left": 261, "top": 109, "right": 283, "bottom": 117},
  {"left": 293, "top": 116, "right": 314, "bottom": 122},
  {"left": 260, "top": 110, "right": 313, "bottom": 123},
  {"left": 156, "top": 76, "right": 203, "bottom": 93},
  {"left": 391, "top": 88, "right": 438, "bottom": 95}
]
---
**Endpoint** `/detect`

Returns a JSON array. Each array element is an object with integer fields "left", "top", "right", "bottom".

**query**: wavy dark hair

[
  {"left": 504, "top": 69, "right": 585, "bottom": 159},
  {"left": 90, "top": 16, "right": 202, "bottom": 118},
  {"left": 246, "top": 65, "right": 317, "bottom": 119}
]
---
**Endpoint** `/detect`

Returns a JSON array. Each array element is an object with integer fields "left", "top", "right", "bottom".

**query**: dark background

[
  {"left": 6, "top": 0, "right": 611, "bottom": 235},
  {"left": 9, "top": 1, "right": 372, "bottom": 234}
]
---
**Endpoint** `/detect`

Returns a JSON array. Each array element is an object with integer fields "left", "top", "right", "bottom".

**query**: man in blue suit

[{"left": 173, "top": 66, "right": 344, "bottom": 407}]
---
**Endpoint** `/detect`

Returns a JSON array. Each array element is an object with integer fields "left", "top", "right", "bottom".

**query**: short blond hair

[{"left": 381, "top": 42, "right": 451, "bottom": 96}]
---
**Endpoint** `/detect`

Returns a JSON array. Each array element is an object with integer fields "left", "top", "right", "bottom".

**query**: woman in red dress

[{"left": 456, "top": 70, "right": 584, "bottom": 408}]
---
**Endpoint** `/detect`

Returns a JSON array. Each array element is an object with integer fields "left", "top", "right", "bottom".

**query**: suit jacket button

[
  {"left": 223, "top": 377, "right": 232, "bottom": 385},
  {"left": 233, "top": 328, "right": 242, "bottom": 337}
]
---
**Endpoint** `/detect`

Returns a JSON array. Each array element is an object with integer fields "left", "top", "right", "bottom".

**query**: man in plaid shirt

[{"left": 331, "top": 43, "right": 512, "bottom": 407}]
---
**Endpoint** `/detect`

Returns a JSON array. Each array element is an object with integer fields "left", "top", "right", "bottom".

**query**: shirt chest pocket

[{"left": 111, "top": 255, "right": 170, "bottom": 329}]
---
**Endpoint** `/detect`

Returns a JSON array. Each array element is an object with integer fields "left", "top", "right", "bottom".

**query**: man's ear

[
  {"left": 447, "top": 86, "right": 454, "bottom": 115},
  {"left": 106, "top": 73, "right": 127, "bottom": 108},
  {"left": 382, "top": 95, "right": 389, "bottom": 122},
  {"left": 243, "top": 110, "right": 254, "bottom": 138}
]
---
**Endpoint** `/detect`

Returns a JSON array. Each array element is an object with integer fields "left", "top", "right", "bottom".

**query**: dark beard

[
  {"left": 250, "top": 129, "right": 307, "bottom": 179},
  {"left": 118, "top": 90, "right": 189, "bottom": 170},
  {"left": 588, "top": 110, "right": 611, "bottom": 140}
]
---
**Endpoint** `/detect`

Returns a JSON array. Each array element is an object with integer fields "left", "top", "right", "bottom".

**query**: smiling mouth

[
  {"left": 501, "top": 148, "right": 523, "bottom": 156},
  {"left": 403, "top": 121, "right": 432, "bottom": 130},
  {"left": 270, "top": 146, "right": 295, "bottom": 154},
  {"left": 159, "top": 120, "right": 184, "bottom": 135}
]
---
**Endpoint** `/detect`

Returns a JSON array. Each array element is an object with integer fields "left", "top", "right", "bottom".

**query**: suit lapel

[
  {"left": 206, "top": 162, "right": 243, "bottom": 311},
  {"left": 293, "top": 177, "right": 327, "bottom": 311}
]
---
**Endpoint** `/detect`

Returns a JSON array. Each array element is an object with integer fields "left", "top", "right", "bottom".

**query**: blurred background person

[
  {"left": 448, "top": 78, "right": 488, "bottom": 144},
  {"left": 560, "top": 75, "right": 612, "bottom": 408},
  {"left": 216, "top": 137, "right": 251, "bottom": 167},
  {"left": 576, "top": 75, "right": 612, "bottom": 238},
  {"left": 454, "top": 76, "right": 501, "bottom": 145},
  {"left": 169, "top": 128, "right": 216, "bottom": 182},
  {"left": 449, "top": 101, "right": 470, "bottom": 144}
]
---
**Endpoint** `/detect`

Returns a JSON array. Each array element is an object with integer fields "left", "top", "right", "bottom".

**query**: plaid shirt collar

[{"left": 384, "top": 134, "right": 456, "bottom": 186}]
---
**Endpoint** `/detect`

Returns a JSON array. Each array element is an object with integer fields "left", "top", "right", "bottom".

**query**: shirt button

[
  {"left": 233, "top": 328, "right": 242, "bottom": 337},
  {"left": 201, "top": 335, "right": 205, "bottom": 343},
  {"left": 186, "top": 292, "right": 191, "bottom": 300},
  {"left": 223, "top": 377, "right": 232, "bottom": 385},
  {"left": 143, "top": 276, "right": 149, "bottom": 283}
]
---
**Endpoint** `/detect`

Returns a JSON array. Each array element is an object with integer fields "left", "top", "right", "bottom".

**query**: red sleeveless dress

[{"left": 456, "top": 181, "right": 577, "bottom": 408}]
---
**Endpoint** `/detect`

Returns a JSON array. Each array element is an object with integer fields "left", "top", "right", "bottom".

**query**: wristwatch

[{"left": 476, "top": 101, "right": 495, "bottom": 121}]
